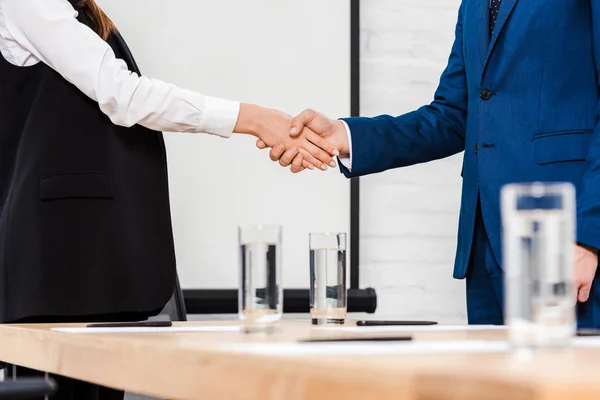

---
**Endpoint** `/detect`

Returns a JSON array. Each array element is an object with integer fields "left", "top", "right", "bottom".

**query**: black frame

[
  {"left": 183, "top": 0, "right": 375, "bottom": 314},
  {"left": 349, "top": 0, "right": 361, "bottom": 289},
  {"left": 184, "top": 289, "right": 376, "bottom": 315}
]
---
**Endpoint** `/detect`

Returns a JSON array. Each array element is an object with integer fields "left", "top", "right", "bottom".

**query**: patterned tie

[{"left": 490, "top": 0, "right": 502, "bottom": 34}]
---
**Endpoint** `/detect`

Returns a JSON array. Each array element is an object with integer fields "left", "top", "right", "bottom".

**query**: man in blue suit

[{"left": 260, "top": 0, "right": 600, "bottom": 327}]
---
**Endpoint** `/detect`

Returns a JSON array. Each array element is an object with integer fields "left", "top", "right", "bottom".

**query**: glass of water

[
  {"left": 309, "top": 233, "right": 347, "bottom": 325},
  {"left": 501, "top": 182, "right": 577, "bottom": 348},
  {"left": 238, "top": 225, "right": 282, "bottom": 333}
]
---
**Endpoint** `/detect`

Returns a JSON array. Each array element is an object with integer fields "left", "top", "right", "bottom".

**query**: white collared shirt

[
  {"left": 0, "top": 0, "right": 240, "bottom": 138},
  {"left": 339, "top": 121, "right": 353, "bottom": 171}
]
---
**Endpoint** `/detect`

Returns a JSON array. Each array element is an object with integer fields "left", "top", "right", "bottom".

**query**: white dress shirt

[
  {"left": 339, "top": 121, "right": 353, "bottom": 171},
  {"left": 0, "top": 0, "right": 240, "bottom": 138}
]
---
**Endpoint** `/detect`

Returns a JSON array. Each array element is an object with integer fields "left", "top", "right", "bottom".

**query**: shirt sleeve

[
  {"left": 1, "top": 0, "right": 240, "bottom": 138},
  {"left": 338, "top": 120, "right": 353, "bottom": 171}
]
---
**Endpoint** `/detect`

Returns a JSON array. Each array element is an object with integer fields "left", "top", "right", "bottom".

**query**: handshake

[{"left": 235, "top": 104, "right": 350, "bottom": 173}]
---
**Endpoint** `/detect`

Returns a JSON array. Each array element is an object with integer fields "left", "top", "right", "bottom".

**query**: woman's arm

[
  {"left": 1, "top": 0, "right": 338, "bottom": 168},
  {"left": 1, "top": 0, "right": 339, "bottom": 168},
  {"left": 2, "top": 0, "right": 239, "bottom": 137}
]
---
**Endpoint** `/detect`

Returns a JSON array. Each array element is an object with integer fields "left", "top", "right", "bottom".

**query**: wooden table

[{"left": 0, "top": 320, "right": 599, "bottom": 400}]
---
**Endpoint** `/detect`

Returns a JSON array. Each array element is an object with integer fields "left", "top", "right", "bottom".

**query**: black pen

[
  {"left": 577, "top": 329, "right": 600, "bottom": 337},
  {"left": 356, "top": 320, "right": 437, "bottom": 327},
  {"left": 86, "top": 321, "right": 172, "bottom": 328},
  {"left": 299, "top": 335, "right": 413, "bottom": 343}
]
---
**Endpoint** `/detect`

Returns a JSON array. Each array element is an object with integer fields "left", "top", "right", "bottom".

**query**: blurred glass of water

[
  {"left": 501, "top": 182, "right": 576, "bottom": 348},
  {"left": 238, "top": 225, "right": 282, "bottom": 333},
  {"left": 309, "top": 233, "right": 347, "bottom": 325}
]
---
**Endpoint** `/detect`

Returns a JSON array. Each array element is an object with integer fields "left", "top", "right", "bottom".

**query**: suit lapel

[
  {"left": 476, "top": 0, "right": 491, "bottom": 67},
  {"left": 483, "top": 0, "right": 519, "bottom": 70}
]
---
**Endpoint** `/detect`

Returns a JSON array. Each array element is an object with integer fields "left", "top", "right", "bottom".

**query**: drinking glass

[
  {"left": 309, "top": 233, "right": 347, "bottom": 325},
  {"left": 501, "top": 182, "right": 576, "bottom": 348},
  {"left": 238, "top": 225, "right": 282, "bottom": 333}
]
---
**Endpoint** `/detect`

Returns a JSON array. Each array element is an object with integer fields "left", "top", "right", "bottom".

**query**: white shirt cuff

[
  {"left": 197, "top": 96, "right": 240, "bottom": 138},
  {"left": 339, "top": 120, "right": 353, "bottom": 171}
]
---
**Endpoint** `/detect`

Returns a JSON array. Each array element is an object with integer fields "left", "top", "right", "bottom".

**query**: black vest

[{"left": 0, "top": 3, "right": 177, "bottom": 322}]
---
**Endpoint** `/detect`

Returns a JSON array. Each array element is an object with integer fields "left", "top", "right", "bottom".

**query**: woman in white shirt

[
  {"left": 0, "top": 0, "right": 338, "bottom": 399},
  {"left": 0, "top": 0, "right": 337, "bottom": 168}
]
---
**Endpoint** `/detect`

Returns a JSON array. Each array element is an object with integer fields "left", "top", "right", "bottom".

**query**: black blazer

[{"left": 0, "top": 2, "right": 177, "bottom": 322}]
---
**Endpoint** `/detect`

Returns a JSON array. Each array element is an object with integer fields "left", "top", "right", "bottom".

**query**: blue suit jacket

[{"left": 341, "top": 0, "right": 600, "bottom": 279}]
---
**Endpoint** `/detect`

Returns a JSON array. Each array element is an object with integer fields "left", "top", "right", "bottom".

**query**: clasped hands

[{"left": 237, "top": 105, "right": 349, "bottom": 173}]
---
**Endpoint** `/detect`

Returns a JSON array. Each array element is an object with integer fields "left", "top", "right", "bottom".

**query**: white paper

[
  {"left": 574, "top": 337, "right": 600, "bottom": 348},
  {"left": 314, "top": 324, "right": 507, "bottom": 333},
  {"left": 52, "top": 326, "right": 240, "bottom": 334},
  {"left": 221, "top": 340, "right": 510, "bottom": 356}
]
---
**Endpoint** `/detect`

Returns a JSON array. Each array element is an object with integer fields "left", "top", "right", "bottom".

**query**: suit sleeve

[
  {"left": 574, "top": 0, "right": 600, "bottom": 251},
  {"left": 339, "top": 2, "right": 468, "bottom": 178}
]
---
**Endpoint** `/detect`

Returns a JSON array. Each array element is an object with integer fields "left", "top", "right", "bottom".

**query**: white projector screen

[{"left": 97, "top": 0, "right": 352, "bottom": 289}]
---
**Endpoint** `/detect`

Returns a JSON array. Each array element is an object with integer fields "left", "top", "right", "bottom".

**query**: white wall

[
  {"left": 98, "top": 0, "right": 351, "bottom": 290},
  {"left": 98, "top": 0, "right": 469, "bottom": 321},
  {"left": 359, "top": 0, "right": 467, "bottom": 324}
]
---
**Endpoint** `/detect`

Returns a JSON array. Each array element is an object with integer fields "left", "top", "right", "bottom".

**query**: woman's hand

[{"left": 235, "top": 104, "right": 340, "bottom": 172}]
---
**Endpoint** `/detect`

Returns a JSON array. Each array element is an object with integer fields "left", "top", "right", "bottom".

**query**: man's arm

[
  {"left": 575, "top": 0, "right": 600, "bottom": 252},
  {"left": 338, "top": 2, "right": 468, "bottom": 178},
  {"left": 265, "top": 2, "right": 468, "bottom": 176},
  {"left": 570, "top": 0, "right": 600, "bottom": 303}
]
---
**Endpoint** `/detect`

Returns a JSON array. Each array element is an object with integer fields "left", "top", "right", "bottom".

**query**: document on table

[
  {"left": 315, "top": 325, "right": 507, "bottom": 333},
  {"left": 221, "top": 340, "right": 510, "bottom": 356},
  {"left": 574, "top": 337, "right": 600, "bottom": 348},
  {"left": 52, "top": 326, "right": 240, "bottom": 334}
]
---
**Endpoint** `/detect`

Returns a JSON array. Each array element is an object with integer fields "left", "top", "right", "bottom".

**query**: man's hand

[
  {"left": 256, "top": 109, "right": 350, "bottom": 173},
  {"left": 575, "top": 244, "right": 598, "bottom": 302},
  {"left": 235, "top": 104, "right": 339, "bottom": 172}
]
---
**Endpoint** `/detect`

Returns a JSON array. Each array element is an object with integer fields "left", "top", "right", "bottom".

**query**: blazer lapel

[
  {"left": 483, "top": 0, "right": 519, "bottom": 70},
  {"left": 476, "top": 0, "right": 491, "bottom": 67}
]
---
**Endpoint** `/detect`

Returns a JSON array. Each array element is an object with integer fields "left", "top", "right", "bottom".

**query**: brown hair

[{"left": 77, "top": 0, "right": 116, "bottom": 40}]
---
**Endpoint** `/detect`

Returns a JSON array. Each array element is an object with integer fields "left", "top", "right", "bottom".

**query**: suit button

[
  {"left": 474, "top": 143, "right": 479, "bottom": 154},
  {"left": 480, "top": 89, "right": 492, "bottom": 100}
]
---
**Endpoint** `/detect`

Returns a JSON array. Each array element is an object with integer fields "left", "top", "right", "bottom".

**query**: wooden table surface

[{"left": 0, "top": 320, "right": 599, "bottom": 400}]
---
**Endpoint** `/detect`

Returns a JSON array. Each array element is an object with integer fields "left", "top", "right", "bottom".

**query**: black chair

[
  {"left": 148, "top": 274, "right": 187, "bottom": 323},
  {"left": 0, "top": 377, "right": 57, "bottom": 399},
  {"left": 123, "top": 275, "right": 187, "bottom": 400}
]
